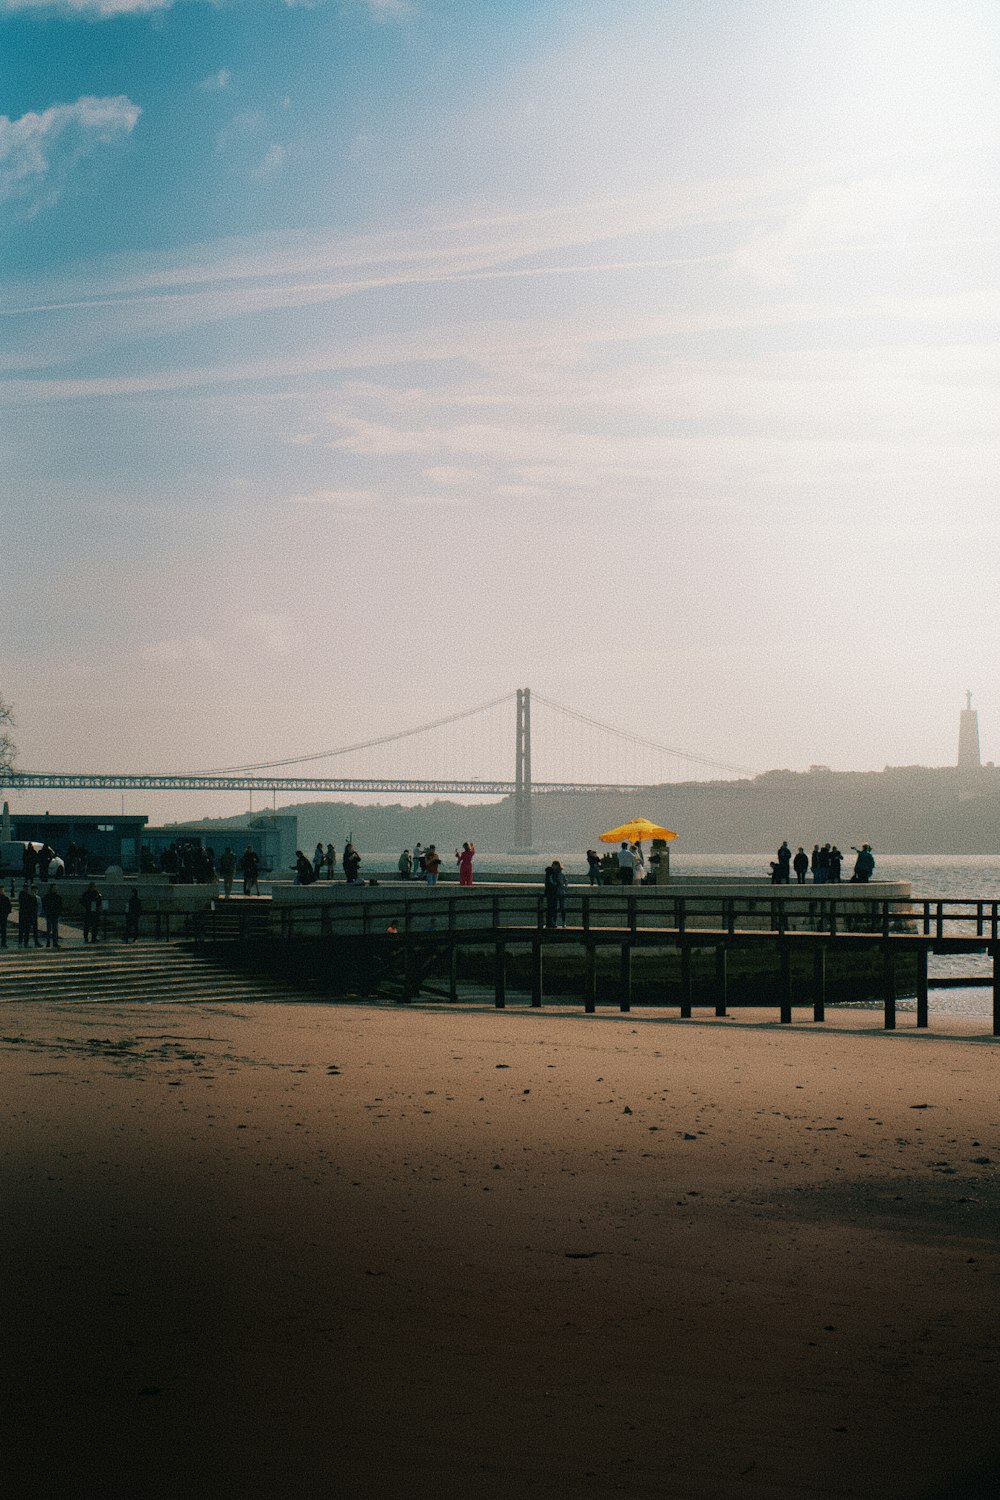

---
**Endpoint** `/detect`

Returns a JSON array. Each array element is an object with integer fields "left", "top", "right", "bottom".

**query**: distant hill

[{"left": 172, "top": 764, "right": 1000, "bottom": 857}]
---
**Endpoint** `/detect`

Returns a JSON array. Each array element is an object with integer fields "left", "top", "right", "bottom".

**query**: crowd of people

[{"left": 771, "top": 841, "right": 876, "bottom": 884}]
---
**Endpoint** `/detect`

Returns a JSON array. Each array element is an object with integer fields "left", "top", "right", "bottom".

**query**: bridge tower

[
  {"left": 958, "top": 690, "right": 981, "bottom": 771},
  {"left": 513, "top": 687, "right": 533, "bottom": 849}
]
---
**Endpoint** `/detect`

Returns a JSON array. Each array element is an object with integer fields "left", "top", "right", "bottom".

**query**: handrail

[{"left": 187, "top": 891, "right": 1000, "bottom": 945}]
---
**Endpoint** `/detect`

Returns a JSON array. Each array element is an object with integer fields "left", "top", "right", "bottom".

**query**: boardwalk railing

[{"left": 185, "top": 892, "right": 1000, "bottom": 1036}]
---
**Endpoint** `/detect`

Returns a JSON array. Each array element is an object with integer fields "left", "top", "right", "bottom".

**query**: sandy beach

[{"left": 3, "top": 996, "right": 1000, "bottom": 1499}]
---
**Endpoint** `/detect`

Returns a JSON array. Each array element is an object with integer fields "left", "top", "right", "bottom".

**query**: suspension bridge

[{"left": 0, "top": 689, "right": 751, "bottom": 847}]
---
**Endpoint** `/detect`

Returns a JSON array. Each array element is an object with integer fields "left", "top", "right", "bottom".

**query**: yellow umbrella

[{"left": 599, "top": 817, "right": 678, "bottom": 844}]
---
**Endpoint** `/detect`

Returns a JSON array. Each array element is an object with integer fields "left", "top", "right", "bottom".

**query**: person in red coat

[{"left": 456, "top": 842, "right": 475, "bottom": 887}]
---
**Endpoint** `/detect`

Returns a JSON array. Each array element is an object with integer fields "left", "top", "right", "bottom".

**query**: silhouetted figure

[
  {"left": 219, "top": 846, "right": 236, "bottom": 898},
  {"left": 343, "top": 843, "right": 361, "bottom": 884},
  {"left": 241, "top": 846, "right": 260, "bottom": 896},
  {"left": 81, "top": 881, "right": 103, "bottom": 943},
  {"left": 313, "top": 843, "right": 325, "bottom": 878},
  {"left": 22, "top": 844, "right": 37, "bottom": 882},
  {"left": 456, "top": 842, "right": 475, "bottom": 887},
  {"left": 41, "top": 884, "right": 62, "bottom": 948},
  {"left": 586, "top": 849, "right": 602, "bottom": 886},
  {"left": 38, "top": 844, "right": 55, "bottom": 881},
  {"left": 851, "top": 844, "right": 874, "bottom": 882},
  {"left": 124, "top": 888, "right": 142, "bottom": 943},
  {"left": 18, "top": 883, "right": 40, "bottom": 947},
  {"left": 828, "top": 845, "right": 843, "bottom": 882},
  {"left": 325, "top": 844, "right": 336, "bottom": 879},
  {"left": 810, "top": 844, "right": 821, "bottom": 881},
  {"left": 398, "top": 849, "right": 412, "bottom": 880},
  {"left": 0, "top": 887, "right": 10, "bottom": 947},
  {"left": 816, "top": 844, "right": 831, "bottom": 882},
  {"left": 295, "top": 851, "right": 317, "bottom": 885},
  {"left": 544, "top": 861, "right": 568, "bottom": 928},
  {"left": 792, "top": 847, "right": 809, "bottom": 883},
  {"left": 776, "top": 842, "right": 792, "bottom": 883}
]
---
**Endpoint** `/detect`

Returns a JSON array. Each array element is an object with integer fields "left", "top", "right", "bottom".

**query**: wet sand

[{"left": 3, "top": 999, "right": 1000, "bottom": 1499}]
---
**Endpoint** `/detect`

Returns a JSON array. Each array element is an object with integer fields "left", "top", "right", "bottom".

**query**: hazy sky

[{"left": 3, "top": 0, "right": 999, "bottom": 819}]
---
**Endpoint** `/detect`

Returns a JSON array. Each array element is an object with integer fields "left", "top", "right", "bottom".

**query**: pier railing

[{"left": 189, "top": 890, "right": 998, "bottom": 943}]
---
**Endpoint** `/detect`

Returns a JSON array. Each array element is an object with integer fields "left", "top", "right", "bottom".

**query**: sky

[{"left": 2, "top": 0, "right": 999, "bottom": 821}]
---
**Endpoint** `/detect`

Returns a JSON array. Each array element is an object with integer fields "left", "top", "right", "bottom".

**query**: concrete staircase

[{"left": 0, "top": 941, "right": 319, "bottom": 1006}]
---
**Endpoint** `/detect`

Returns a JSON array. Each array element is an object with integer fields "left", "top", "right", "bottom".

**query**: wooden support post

[
  {"left": 780, "top": 943, "right": 792, "bottom": 1024},
  {"left": 812, "top": 946, "right": 826, "bottom": 1022},
  {"left": 585, "top": 942, "right": 597, "bottom": 1014},
  {"left": 401, "top": 940, "right": 413, "bottom": 1003},
  {"left": 680, "top": 944, "right": 692, "bottom": 1018},
  {"left": 714, "top": 946, "right": 727, "bottom": 1017},
  {"left": 916, "top": 945, "right": 928, "bottom": 1028},
  {"left": 531, "top": 937, "right": 543, "bottom": 1008},
  {"left": 883, "top": 946, "right": 896, "bottom": 1030},
  {"left": 494, "top": 942, "right": 506, "bottom": 1009},
  {"left": 619, "top": 942, "right": 632, "bottom": 1013},
  {"left": 993, "top": 945, "right": 1000, "bottom": 1038}
]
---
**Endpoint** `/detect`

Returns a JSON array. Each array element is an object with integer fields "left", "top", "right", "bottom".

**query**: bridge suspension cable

[
  {"left": 201, "top": 691, "right": 517, "bottom": 775},
  {"left": 530, "top": 692, "right": 752, "bottom": 777}
]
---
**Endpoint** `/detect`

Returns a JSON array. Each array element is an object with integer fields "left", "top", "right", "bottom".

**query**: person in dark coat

[
  {"left": 851, "top": 844, "right": 875, "bottom": 882},
  {"left": 0, "top": 887, "right": 10, "bottom": 947},
  {"left": 828, "top": 845, "right": 844, "bottom": 881},
  {"left": 41, "top": 884, "right": 62, "bottom": 948},
  {"left": 81, "top": 881, "right": 103, "bottom": 943},
  {"left": 18, "top": 883, "right": 40, "bottom": 948},
  {"left": 124, "top": 888, "right": 142, "bottom": 943},
  {"left": 792, "top": 847, "right": 809, "bottom": 883},
  {"left": 586, "top": 849, "right": 602, "bottom": 886},
  {"left": 343, "top": 843, "right": 361, "bottom": 884},
  {"left": 544, "top": 861, "right": 568, "bottom": 928},
  {"left": 776, "top": 842, "right": 792, "bottom": 883}
]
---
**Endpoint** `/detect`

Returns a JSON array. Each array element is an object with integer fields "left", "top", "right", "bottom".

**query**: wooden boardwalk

[{"left": 189, "top": 891, "right": 1000, "bottom": 1035}]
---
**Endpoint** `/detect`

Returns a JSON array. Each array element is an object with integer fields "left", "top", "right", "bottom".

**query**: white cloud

[
  {"left": 0, "top": 95, "right": 141, "bottom": 217},
  {"left": 214, "top": 110, "right": 266, "bottom": 158},
  {"left": 1, "top": 0, "right": 169, "bottom": 12},
  {"left": 199, "top": 69, "right": 232, "bottom": 93},
  {"left": 359, "top": 0, "right": 411, "bottom": 19},
  {"left": 256, "top": 144, "right": 287, "bottom": 183}
]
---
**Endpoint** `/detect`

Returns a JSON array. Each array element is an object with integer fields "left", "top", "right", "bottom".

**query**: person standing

[
  {"left": 398, "top": 849, "right": 412, "bottom": 880},
  {"left": 325, "top": 844, "right": 337, "bottom": 879},
  {"left": 124, "top": 888, "right": 142, "bottom": 943},
  {"left": 424, "top": 846, "right": 442, "bottom": 886},
  {"left": 617, "top": 842, "right": 636, "bottom": 886},
  {"left": 631, "top": 842, "right": 646, "bottom": 884},
  {"left": 0, "top": 886, "right": 10, "bottom": 947},
  {"left": 412, "top": 842, "right": 425, "bottom": 878},
  {"left": 586, "top": 849, "right": 602, "bottom": 886},
  {"left": 219, "top": 846, "right": 237, "bottom": 899},
  {"left": 18, "top": 883, "right": 40, "bottom": 948},
  {"left": 313, "top": 842, "right": 325, "bottom": 879},
  {"left": 851, "top": 844, "right": 874, "bottom": 882},
  {"left": 343, "top": 843, "right": 361, "bottom": 884},
  {"left": 828, "top": 845, "right": 843, "bottom": 882},
  {"left": 81, "top": 881, "right": 103, "bottom": 943},
  {"left": 792, "top": 847, "right": 809, "bottom": 883},
  {"left": 810, "top": 844, "right": 822, "bottom": 881},
  {"left": 41, "top": 884, "right": 62, "bottom": 948},
  {"left": 544, "top": 861, "right": 568, "bottom": 928},
  {"left": 455, "top": 842, "right": 475, "bottom": 887},
  {"left": 776, "top": 842, "right": 792, "bottom": 883},
  {"left": 241, "top": 846, "right": 260, "bottom": 896}
]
